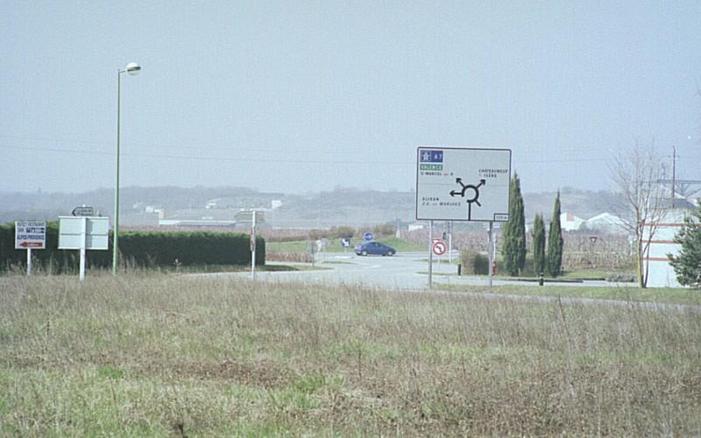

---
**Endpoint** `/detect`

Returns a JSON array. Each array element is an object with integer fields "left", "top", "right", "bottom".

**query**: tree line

[
  {"left": 502, "top": 173, "right": 564, "bottom": 277},
  {"left": 502, "top": 167, "right": 700, "bottom": 288}
]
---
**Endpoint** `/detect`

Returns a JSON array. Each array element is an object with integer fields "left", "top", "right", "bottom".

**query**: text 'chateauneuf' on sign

[{"left": 416, "top": 146, "right": 512, "bottom": 222}]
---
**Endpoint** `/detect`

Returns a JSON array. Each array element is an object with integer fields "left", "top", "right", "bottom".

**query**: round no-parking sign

[{"left": 432, "top": 239, "right": 447, "bottom": 256}]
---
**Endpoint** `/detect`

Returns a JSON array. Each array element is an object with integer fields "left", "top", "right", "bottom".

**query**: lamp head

[{"left": 125, "top": 62, "right": 141, "bottom": 76}]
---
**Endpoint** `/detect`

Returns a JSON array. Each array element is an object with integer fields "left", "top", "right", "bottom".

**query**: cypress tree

[
  {"left": 532, "top": 213, "right": 546, "bottom": 276},
  {"left": 502, "top": 174, "right": 526, "bottom": 276},
  {"left": 668, "top": 203, "right": 701, "bottom": 288},
  {"left": 547, "top": 191, "right": 564, "bottom": 277}
]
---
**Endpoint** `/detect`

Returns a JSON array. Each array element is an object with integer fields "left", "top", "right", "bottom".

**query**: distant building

[
  {"left": 643, "top": 209, "right": 690, "bottom": 288},
  {"left": 205, "top": 198, "right": 220, "bottom": 209},
  {"left": 560, "top": 212, "right": 585, "bottom": 231},
  {"left": 582, "top": 213, "right": 626, "bottom": 234},
  {"left": 159, "top": 208, "right": 237, "bottom": 228},
  {"left": 408, "top": 223, "right": 425, "bottom": 232},
  {"left": 121, "top": 212, "right": 160, "bottom": 227}
]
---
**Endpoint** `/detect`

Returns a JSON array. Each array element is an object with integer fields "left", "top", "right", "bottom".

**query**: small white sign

[
  {"left": 58, "top": 216, "right": 109, "bottom": 250},
  {"left": 432, "top": 239, "right": 447, "bottom": 256},
  {"left": 15, "top": 221, "right": 46, "bottom": 249},
  {"left": 72, "top": 205, "right": 95, "bottom": 216},
  {"left": 416, "top": 146, "right": 511, "bottom": 222},
  {"left": 235, "top": 210, "right": 265, "bottom": 223}
]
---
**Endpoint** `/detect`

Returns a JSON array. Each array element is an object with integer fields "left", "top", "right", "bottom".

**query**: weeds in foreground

[{"left": 1, "top": 274, "right": 699, "bottom": 435}]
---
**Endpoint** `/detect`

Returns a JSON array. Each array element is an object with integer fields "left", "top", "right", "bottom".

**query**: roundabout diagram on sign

[
  {"left": 416, "top": 146, "right": 511, "bottom": 222},
  {"left": 450, "top": 178, "right": 486, "bottom": 220}
]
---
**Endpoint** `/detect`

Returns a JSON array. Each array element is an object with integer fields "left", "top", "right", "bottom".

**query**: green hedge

[
  {"left": 460, "top": 249, "right": 489, "bottom": 275},
  {"left": 0, "top": 222, "right": 264, "bottom": 273}
]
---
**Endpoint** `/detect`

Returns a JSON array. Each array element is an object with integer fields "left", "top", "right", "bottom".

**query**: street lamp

[{"left": 113, "top": 62, "right": 141, "bottom": 275}]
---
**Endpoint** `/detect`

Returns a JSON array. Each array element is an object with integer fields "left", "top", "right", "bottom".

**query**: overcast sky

[{"left": 1, "top": 1, "right": 699, "bottom": 194}]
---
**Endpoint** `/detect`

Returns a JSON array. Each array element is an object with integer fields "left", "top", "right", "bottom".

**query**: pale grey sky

[{"left": 1, "top": 1, "right": 699, "bottom": 194}]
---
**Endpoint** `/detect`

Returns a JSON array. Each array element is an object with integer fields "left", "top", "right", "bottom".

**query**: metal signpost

[
  {"left": 416, "top": 146, "right": 511, "bottom": 288},
  {"left": 447, "top": 222, "right": 453, "bottom": 263},
  {"left": 251, "top": 210, "right": 257, "bottom": 280},
  {"left": 58, "top": 216, "right": 109, "bottom": 281},
  {"left": 15, "top": 221, "right": 46, "bottom": 276},
  {"left": 237, "top": 210, "right": 265, "bottom": 280}
]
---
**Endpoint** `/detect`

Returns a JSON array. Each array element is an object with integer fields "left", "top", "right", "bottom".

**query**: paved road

[
  {"left": 191, "top": 251, "right": 701, "bottom": 314},
  {"left": 199, "top": 251, "right": 614, "bottom": 290}
]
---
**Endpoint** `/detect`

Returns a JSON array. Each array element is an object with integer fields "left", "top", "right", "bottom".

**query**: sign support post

[
  {"left": 79, "top": 217, "right": 87, "bottom": 282},
  {"left": 26, "top": 248, "right": 32, "bottom": 276},
  {"left": 251, "top": 210, "right": 256, "bottom": 280},
  {"left": 488, "top": 221, "right": 494, "bottom": 288},
  {"left": 448, "top": 222, "right": 453, "bottom": 263},
  {"left": 428, "top": 220, "right": 434, "bottom": 289}
]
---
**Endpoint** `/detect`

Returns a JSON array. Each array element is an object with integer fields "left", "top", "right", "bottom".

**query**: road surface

[
  {"left": 190, "top": 251, "right": 701, "bottom": 314},
  {"left": 196, "top": 251, "right": 614, "bottom": 290}
]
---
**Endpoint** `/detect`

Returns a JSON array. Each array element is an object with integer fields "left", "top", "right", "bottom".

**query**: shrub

[
  {"left": 668, "top": 203, "right": 701, "bottom": 288},
  {"left": 372, "top": 223, "right": 396, "bottom": 237},
  {"left": 460, "top": 250, "right": 489, "bottom": 275},
  {"left": 0, "top": 223, "right": 264, "bottom": 273},
  {"left": 328, "top": 226, "right": 356, "bottom": 239}
]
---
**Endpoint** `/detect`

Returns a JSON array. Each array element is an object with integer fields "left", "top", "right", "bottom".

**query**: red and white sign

[
  {"left": 432, "top": 239, "right": 447, "bottom": 256},
  {"left": 15, "top": 221, "right": 46, "bottom": 250}
]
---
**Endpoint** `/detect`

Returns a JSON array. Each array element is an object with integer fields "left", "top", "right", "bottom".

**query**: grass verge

[
  {"left": 436, "top": 282, "right": 701, "bottom": 305},
  {"left": 1, "top": 274, "right": 699, "bottom": 435}
]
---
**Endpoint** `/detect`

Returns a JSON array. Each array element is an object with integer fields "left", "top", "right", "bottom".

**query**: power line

[
  {"left": 0, "top": 144, "right": 412, "bottom": 166},
  {"left": 0, "top": 134, "right": 380, "bottom": 157},
  {"left": 0, "top": 142, "right": 619, "bottom": 166}
]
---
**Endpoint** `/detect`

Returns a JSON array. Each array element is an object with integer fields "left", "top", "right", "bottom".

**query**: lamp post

[{"left": 113, "top": 62, "right": 141, "bottom": 275}]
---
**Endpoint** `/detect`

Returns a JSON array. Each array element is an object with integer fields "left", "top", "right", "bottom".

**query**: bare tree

[{"left": 610, "top": 142, "right": 666, "bottom": 288}]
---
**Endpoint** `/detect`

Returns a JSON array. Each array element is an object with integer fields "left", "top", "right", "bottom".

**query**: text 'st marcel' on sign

[{"left": 416, "top": 146, "right": 512, "bottom": 222}]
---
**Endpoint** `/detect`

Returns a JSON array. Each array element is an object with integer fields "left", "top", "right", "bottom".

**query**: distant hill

[{"left": 0, "top": 186, "right": 624, "bottom": 227}]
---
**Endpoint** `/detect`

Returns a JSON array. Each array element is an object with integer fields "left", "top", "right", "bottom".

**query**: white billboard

[
  {"left": 416, "top": 147, "right": 511, "bottom": 222},
  {"left": 58, "top": 216, "right": 109, "bottom": 250},
  {"left": 15, "top": 221, "right": 46, "bottom": 249}
]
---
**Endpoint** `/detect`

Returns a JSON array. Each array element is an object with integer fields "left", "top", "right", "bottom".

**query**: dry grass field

[{"left": 1, "top": 274, "right": 700, "bottom": 436}]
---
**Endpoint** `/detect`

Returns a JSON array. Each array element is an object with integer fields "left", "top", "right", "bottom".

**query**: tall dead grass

[{"left": 1, "top": 274, "right": 699, "bottom": 435}]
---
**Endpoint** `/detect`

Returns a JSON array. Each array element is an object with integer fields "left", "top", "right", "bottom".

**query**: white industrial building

[
  {"left": 558, "top": 211, "right": 627, "bottom": 234},
  {"left": 583, "top": 212, "right": 626, "bottom": 234},
  {"left": 560, "top": 212, "right": 585, "bottom": 231},
  {"left": 643, "top": 209, "right": 689, "bottom": 288}
]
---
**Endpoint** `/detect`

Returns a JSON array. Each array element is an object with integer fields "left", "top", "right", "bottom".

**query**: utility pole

[{"left": 671, "top": 145, "right": 676, "bottom": 203}]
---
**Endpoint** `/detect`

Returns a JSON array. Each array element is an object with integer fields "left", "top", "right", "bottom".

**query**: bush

[
  {"left": 372, "top": 223, "right": 396, "bottom": 237},
  {"left": 669, "top": 203, "right": 701, "bottom": 288},
  {"left": 472, "top": 253, "right": 489, "bottom": 275},
  {"left": 460, "top": 250, "right": 489, "bottom": 275},
  {"left": 328, "top": 226, "right": 356, "bottom": 239},
  {"left": 0, "top": 222, "right": 264, "bottom": 273}
]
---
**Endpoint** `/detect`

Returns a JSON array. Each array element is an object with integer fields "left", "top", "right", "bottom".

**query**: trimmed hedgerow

[{"left": 0, "top": 222, "right": 264, "bottom": 273}]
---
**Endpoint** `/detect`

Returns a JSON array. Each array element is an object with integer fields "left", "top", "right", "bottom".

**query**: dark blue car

[{"left": 354, "top": 241, "right": 396, "bottom": 256}]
